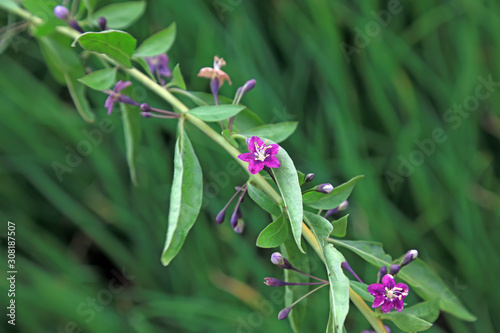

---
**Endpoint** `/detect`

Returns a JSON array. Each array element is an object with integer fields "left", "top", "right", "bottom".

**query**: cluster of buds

[
  {"left": 54, "top": 5, "right": 107, "bottom": 33},
  {"left": 215, "top": 184, "right": 247, "bottom": 233},
  {"left": 367, "top": 249, "right": 418, "bottom": 314},
  {"left": 265, "top": 252, "right": 330, "bottom": 320}
]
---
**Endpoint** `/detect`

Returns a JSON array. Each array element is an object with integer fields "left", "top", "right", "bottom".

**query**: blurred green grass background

[{"left": 1, "top": 0, "right": 499, "bottom": 332}]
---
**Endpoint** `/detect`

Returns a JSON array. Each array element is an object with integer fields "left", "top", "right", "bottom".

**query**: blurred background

[{"left": 1, "top": 0, "right": 499, "bottom": 332}]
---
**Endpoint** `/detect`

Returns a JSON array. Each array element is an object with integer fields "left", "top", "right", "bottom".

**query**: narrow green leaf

[
  {"left": 333, "top": 240, "right": 476, "bottom": 321},
  {"left": 133, "top": 56, "right": 155, "bottom": 79},
  {"left": 281, "top": 236, "right": 309, "bottom": 332},
  {"left": 64, "top": 73, "right": 95, "bottom": 123},
  {"left": 161, "top": 127, "right": 203, "bottom": 266},
  {"left": 73, "top": 30, "right": 137, "bottom": 68},
  {"left": 170, "top": 64, "right": 186, "bottom": 90},
  {"left": 188, "top": 105, "right": 246, "bottom": 122},
  {"left": 272, "top": 145, "right": 304, "bottom": 253},
  {"left": 240, "top": 122, "right": 298, "bottom": 143},
  {"left": 247, "top": 181, "right": 281, "bottom": 216},
  {"left": 134, "top": 22, "right": 176, "bottom": 57},
  {"left": 303, "top": 175, "right": 364, "bottom": 210},
  {"left": 303, "top": 211, "right": 332, "bottom": 241},
  {"left": 38, "top": 36, "right": 83, "bottom": 85},
  {"left": 379, "top": 311, "right": 433, "bottom": 332},
  {"left": 349, "top": 281, "right": 374, "bottom": 303},
  {"left": 120, "top": 103, "right": 141, "bottom": 186},
  {"left": 78, "top": 67, "right": 116, "bottom": 91},
  {"left": 297, "top": 170, "right": 306, "bottom": 185},
  {"left": 402, "top": 300, "right": 440, "bottom": 323},
  {"left": 331, "top": 240, "right": 392, "bottom": 268},
  {"left": 256, "top": 213, "right": 289, "bottom": 248},
  {"left": 323, "top": 244, "right": 350, "bottom": 332},
  {"left": 92, "top": 1, "right": 146, "bottom": 29},
  {"left": 331, "top": 214, "right": 348, "bottom": 237}
]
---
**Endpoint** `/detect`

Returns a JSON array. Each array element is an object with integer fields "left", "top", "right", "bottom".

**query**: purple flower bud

[
  {"left": 264, "top": 277, "right": 287, "bottom": 287},
  {"left": 270, "top": 252, "right": 293, "bottom": 269},
  {"left": 324, "top": 200, "right": 349, "bottom": 218},
  {"left": 389, "top": 264, "right": 400, "bottom": 276},
  {"left": 278, "top": 307, "right": 292, "bottom": 320},
  {"left": 233, "top": 219, "right": 244, "bottom": 234},
  {"left": 241, "top": 79, "right": 256, "bottom": 94},
  {"left": 338, "top": 200, "right": 349, "bottom": 211},
  {"left": 215, "top": 209, "right": 226, "bottom": 225},
  {"left": 98, "top": 16, "right": 107, "bottom": 30},
  {"left": 140, "top": 112, "right": 152, "bottom": 118},
  {"left": 54, "top": 5, "right": 70, "bottom": 20},
  {"left": 140, "top": 103, "right": 151, "bottom": 112},
  {"left": 401, "top": 249, "right": 418, "bottom": 267},
  {"left": 118, "top": 95, "right": 141, "bottom": 106},
  {"left": 304, "top": 173, "right": 315, "bottom": 183},
  {"left": 341, "top": 261, "right": 364, "bottom": 284},
  {"left": 316, "top": 183, "right": 334, "bottom": 194},
  {"left": 377, "top": 266, "right": 387, "bottom": 283}
]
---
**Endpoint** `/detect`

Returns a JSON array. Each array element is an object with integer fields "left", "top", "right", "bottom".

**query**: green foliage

[
  {"left": 120, "top": 102, "right": 141, "bottom": 186},
  {"left": 91, "top": 1, "right": 146, "bottom": 29},
  {"left": 247, "top": 181, "right": 282, "bottom": 216},
  {"left": 330, "top": 215, "right": 348, "bottom": 238},
  {"left": 188, "top": 104, "right": 246, "bottom": 121},
  {"left": 161, "top": 126, "right": 203, "bottom": 266},
  {"left": 170, "top": 63, "right": 186, "bottom": 90},
  {"left": 73, "top": 30, "right": 137, "bottom": 67},
  {"left": 78, "top": 68, "right": 117, "bottom": 91},
  {"left": 134, "top": 22, "right": 176, "bottom": 57},
  {"left": 303, "top": 175, "right": 364, "bottom": 210},
  {"left": 256, "top": 213, "right": 289, "bottom": 248},
  {"left": 240, "top": 122, "right": 298, "bottom": 143}
]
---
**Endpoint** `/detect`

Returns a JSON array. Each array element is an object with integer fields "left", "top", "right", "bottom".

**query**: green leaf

[
  {"left": 331, "top": 240, "right": 392, "bottom": 268},
  {"left": 161, "top": 127, "right": 203, "bottom": 266},
  {"left": 281, "top": 236, "right": 309, "bottom": 332},
  {"left": 303, "top": 211, "right": 332, "bottom": 241},
  {"left": 91, "top": 1, "right": 146, "bottom": 29},
  {"left": 331, "top": 215, "right": 348, "bottom": 237},
  {"left": 188, "top": 105, "right": 246, "bottom": 122},
  {"left": 297, "top": 170, "right": 306, "bottom": 185},
  {"left": 120, "top": 103, "right": 141, "bottom": 186},
  {"left": 0, "top": 0, "right": 21, "bottom": 10},
  {"left": 78, "top": 68, "right": 116, "bottom": 91},
  {"left": 379, "top": 310, "right": 433, "bottom": 332},
  {"left": 64, "top": 73, "right": 95, "bottom": 123},
  {"left": 323, "top": 244, "right": 350, "bottom": 332},
  {"left": 246, "top": 181, "right": 281, "bottom": 216},
  {"left": 349, "top": 281, "right": 374, "bottom": 303},
  {"left": 256, "top": 213, "right": 289, "bottom": 248},
  {"left": 133, "top": 56, "right": 155, "bottom": 79},
  {"left": 272, "top": 145, "right": 304, "bottom": 253},
  {"left": 333, "top": 240, "right": 476, "bottom": 321},
  {"left": 170, "top": 64, "right": 186, "bottom": 90},
  {"left": 303, "top": 175, "right": 364, "bottom": 210},
  {"left": 38, "top": 36, "right": 83, "bottom": 85},
  {"left": 240, "top": 122, "right": 298, "bottom": 143},
  {"left": 402, "top": 300, "right": 440, "bottom": 323},
  {"left": 73, "top": 30, "right": 137, "bottom": 68},
  {"left": 134, "top": 22, "right": 176, "bottom": 57}
]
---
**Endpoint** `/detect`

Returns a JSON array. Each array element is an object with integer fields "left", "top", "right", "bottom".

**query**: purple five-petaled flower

[
  {"left": 367, "top": 274, "right": 409, "bottom": 313},
  {"left": 104, "top": 80, "right": 139, "bottom": 115},
  {"left": 145, "top": 54, "right": 171, "bottom": 85},
  {"left": 238, "top": 136, "right": 280, "bottom": 174}
]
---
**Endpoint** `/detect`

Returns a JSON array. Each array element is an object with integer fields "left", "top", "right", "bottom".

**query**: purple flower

[
  {"left": 367, "top": 274, "right": 409, "bottom": 313},
  {"left": 270, "top": 252, "right": 293, "bottom": 269},
  {"left": 238, "top": 136, "right": 280, "bottom": 174},
  {"left": 264, "top": 277, "right": 287, "bottom": 287},
  {"left": 104, "top": 80, "right": 135, "bottom": 115},
  {"left": 278, "top": 307, "right": 291, "bottom": 320},
  {"left": 145, "top": 54, "right": 171, "bottom": 85}
]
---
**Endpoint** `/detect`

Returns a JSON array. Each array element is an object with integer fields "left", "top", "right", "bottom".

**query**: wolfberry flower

[{"left": 238, "top": 136, "right": 280, "bottom": 174}]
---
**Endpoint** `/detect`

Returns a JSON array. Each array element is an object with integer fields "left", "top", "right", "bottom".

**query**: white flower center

[
  {"left": 385, "top": 286, "right": 408, "bottom": 300},
  {"left": 254, "top": 141, "right": 271, "bottom": 161}
]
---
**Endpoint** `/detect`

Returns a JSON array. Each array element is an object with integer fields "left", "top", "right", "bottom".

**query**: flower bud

[
  {"left": 68, "top": 19, "right": 84, "bottom": 33},
  {"left": 241, "top": 79, "right": 256, "bottom": 94},
  {"left": 278, "top": 307, "right": 292, "bottom": 320},
  {"left": 389, "top": 264, "right": 400, "bottom": 276},
  {"left": 233, "top": 219, "right": 244, "bottom": 234},
  {"left": 324, "top": 200, "right": 349, "bottom": 218},
  {"left": 215, "top": 208, "right": 226, "bottom": 225},
  {"left": 377, "top": 266, "right": 387, "bottom": 283},
  {"left": 316, "top": 183, "right": 334, "bottom": 194},
  {"left": 140, "top": 112, "right": 152, "bottom": 118},
  {"left": 264, "top": 277, "right": 286, "bottom": 287},
  {"left": 54, "top": 6, "right": 70, "bottom": 20},
  {"left": 401, "top": 249, "right": 418, "bottom": 267},
  {"left": 304, "top": 173, "right": 315, "bottom": 183},
  {"left": 210, "top": 77, "right": 219, "bottom": 105},
  {"left": 270, "top": 252, "right": 293, "bottom": 269},
  {"left": 140, "top": 103, "right": 151, "bottom": 112},
  {"left": 98, "top": 16, "right": 107, "bottom": 30}
]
